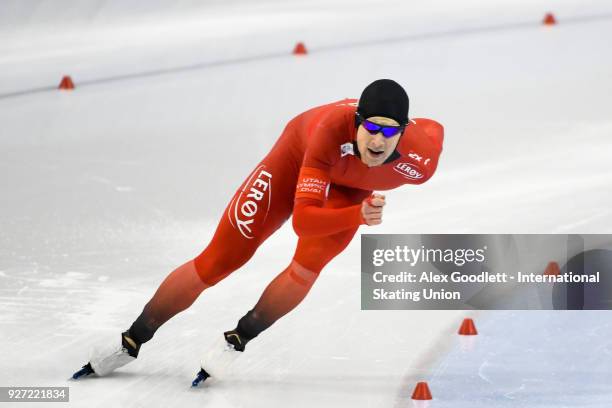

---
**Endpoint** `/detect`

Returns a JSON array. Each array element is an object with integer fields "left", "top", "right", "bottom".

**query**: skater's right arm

[
  {"left": 292, "top": 196, "right": 363, "bottom": 237},
  {"left": 291, "top": 110, "right": 383, "bottom": 237},
  {"left": 292, "top": 183, "right": 385, "bottom": 237}
]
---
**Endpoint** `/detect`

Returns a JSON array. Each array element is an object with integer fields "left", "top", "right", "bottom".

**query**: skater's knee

[
  {"left": 288, "top": 260, "right": 320, "bottom": 287},
  {"left": 293, "top": 238, "right": 348, "bottom": 273},
  {"left": 193, "top": 255, "right": 229, "bottom": 286},
  {"left": 193, "top": 245, "right": 253, "bottom": 286},
  {"left": 292, "top": 228, "right": 357, "bottom": 274}
]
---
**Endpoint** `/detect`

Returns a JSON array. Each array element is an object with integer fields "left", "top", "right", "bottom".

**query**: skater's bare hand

[{"left": 361, "top": 193, "right": 386, "bottom": 226}]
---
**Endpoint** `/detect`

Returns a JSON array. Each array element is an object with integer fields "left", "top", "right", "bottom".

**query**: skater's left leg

[
  {"left": 233, "top": 185, "right": 371, "bottom": 343},
  {"left": 197, "top": 229, "right": 357, "bottom": 381},
  {"left": 194, "top": 185, "right": 369, "bottom": 383},
  {"left": 234, "top": 229, "right": 357, "bottom": 342}
]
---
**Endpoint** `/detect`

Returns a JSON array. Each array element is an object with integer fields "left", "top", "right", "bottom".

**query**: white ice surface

[
  {"left": 429, "top": 311, "right": 612, "bottom": 407},
  {"left": 1, "top": 0, "right": 612, "bottom": 407}
]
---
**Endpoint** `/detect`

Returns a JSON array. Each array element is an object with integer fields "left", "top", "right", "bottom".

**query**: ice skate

[
  {"left": 191, "top": 329, "right": 251, "bottom": 387},
  {"left": 72, "top": 331, "right": 141, "bottom": 379}
]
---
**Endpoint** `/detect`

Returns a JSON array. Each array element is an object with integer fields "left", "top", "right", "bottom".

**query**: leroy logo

[
  {"left": 227, "top": 165, "right": 272, "bottom": 239},
  {"left": 393, "top": 162, "right": 424, "bottom": 180}
]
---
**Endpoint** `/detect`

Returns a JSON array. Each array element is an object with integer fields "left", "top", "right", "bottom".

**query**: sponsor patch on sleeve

[
  {"left": 393, "top": 161, "right": 425, "bottom": 180},
  {"left": 295, "top": 166, "right": 331, "bottom": 202}
]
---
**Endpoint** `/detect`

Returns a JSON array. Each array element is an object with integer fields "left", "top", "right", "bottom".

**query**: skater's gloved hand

[{"left": 361, "top": 193, "right": 386, "bottom": 226}]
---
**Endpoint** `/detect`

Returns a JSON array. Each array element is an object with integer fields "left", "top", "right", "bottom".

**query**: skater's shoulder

[
  {"left": 305, "top": 98, "right": 358, "bottom": 123},
  {"left": 319, "top": 98, "right": 359, "bottom": 112},
  {"left": 314, "top": 99, "right": 358, "bottom": 131},
  {"left": 401, "top": 117, "right": 444, "bottom": 152},
  {"left": 390, "top": 118, "right": 444, "bottom": 182}
]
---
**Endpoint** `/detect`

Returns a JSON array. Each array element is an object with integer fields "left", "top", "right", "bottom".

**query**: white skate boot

[
  {"left": 72, "top": 331, "right": 141, "bottom": 379},
  {"left": 191, "top": 329, "right": 251, "bottom": 387}
]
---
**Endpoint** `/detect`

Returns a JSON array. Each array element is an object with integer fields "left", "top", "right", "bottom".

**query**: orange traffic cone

[
  {"left": 58, "top": 75, "right": 75, "bottom": 90},
  {"left": 544, "top": 261, "right": 560, "bottom": 276},
  {"left": 458, "top": 318, "right": 478, "bottom": 335},
  {"left": 293, "top": 42, "right": 307, "bottom": 55},
  {"left": 411, "top": 382, "right": 433, "bottom": 400},
  {"left": 543, "top": 13, "right": 557, "bottom": 25}
]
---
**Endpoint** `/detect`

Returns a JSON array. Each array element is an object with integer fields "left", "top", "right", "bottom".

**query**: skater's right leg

[
  {"left": 127, "top": 260, "right": 209, "bottom": 345},
  {"left": 74, "top": 260, "right": 212, "bottom": 379},
  {"left": 127, "top": 224, "right": 264, "bottom": 346},
  {"left": 128, "top": 160, "right": 296, "bottom": 346},
  {"left": 75, "top": 149, "right": 298, "bottom": 379}
]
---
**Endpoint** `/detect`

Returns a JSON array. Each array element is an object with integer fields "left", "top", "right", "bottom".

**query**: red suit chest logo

[{"left": 393, "top": 162, "right": 424, "bottom": 180}]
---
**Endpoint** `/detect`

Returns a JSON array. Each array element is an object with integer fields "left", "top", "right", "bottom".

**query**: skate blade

[
  {"left": 71, "top": 363, "right": 94, "bottom": 380},
  {"left": 191, "top": 368, "right": 211, "bottom": 387}
]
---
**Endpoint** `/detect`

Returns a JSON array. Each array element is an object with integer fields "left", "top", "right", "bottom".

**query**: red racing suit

[{"left": 193, "top": 98, "right": 444, "bottom": 285}]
